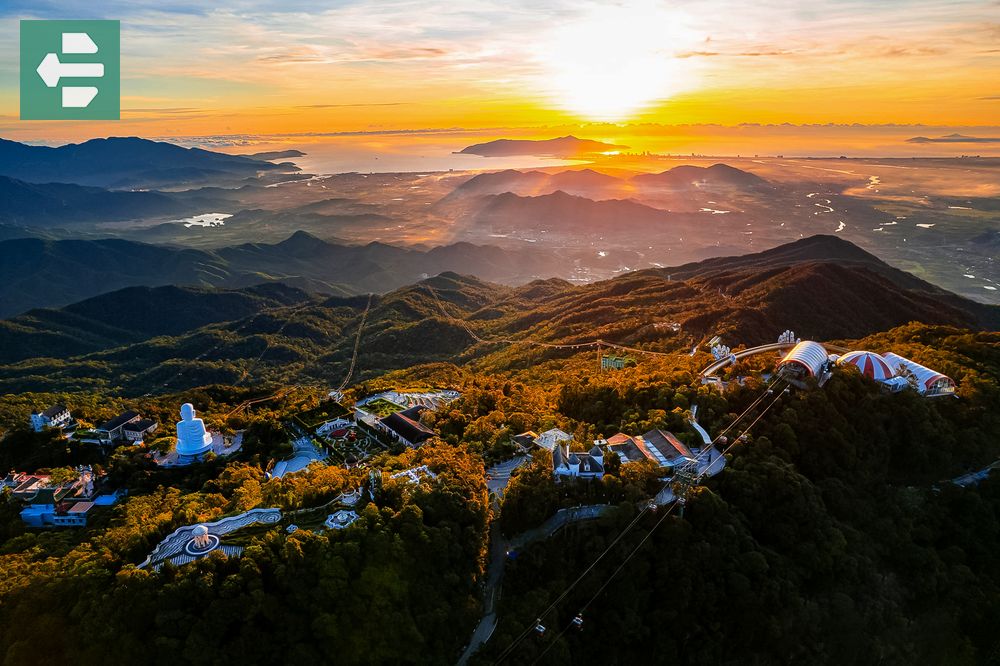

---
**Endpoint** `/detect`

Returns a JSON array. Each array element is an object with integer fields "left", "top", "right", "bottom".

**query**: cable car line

[{"left": 494, "top": 379, "right": 789, "bottom": 663}]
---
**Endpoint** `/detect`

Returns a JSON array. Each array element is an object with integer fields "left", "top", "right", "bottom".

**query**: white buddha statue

[{"left": 176, "top": 403, "right": 212, "bottom": 458}]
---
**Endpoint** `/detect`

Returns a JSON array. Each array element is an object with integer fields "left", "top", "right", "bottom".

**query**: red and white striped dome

[{"left": 838, "top": 351, "right": 895, "bottom": 381}]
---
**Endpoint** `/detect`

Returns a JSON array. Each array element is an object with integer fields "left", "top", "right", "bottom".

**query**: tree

[{"left": 45, "top": 466, "right": 80, "bottom": 486}]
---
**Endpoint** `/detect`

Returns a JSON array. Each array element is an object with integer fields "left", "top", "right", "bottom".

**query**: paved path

[
  {"left": 689, "top": 403, "right": 726, "bottom": 478},
  {"left": 508, "top": 504, "right": 615, "bottom": 550},
  {"left": 457, "top": 456, "right": 528, "bottom": 665},
  {"left": 456, "top": 503, "right": 614, "bottom": 665},
  {"left": 457, "top": 518, "right": 506, "bottom": 666},
  {"left": 486, "top": 455, "right": 528, "bottom": 497},
  {"left": 273, "top": 430, "right": 325, "bottom": 478},
  {"left": 953, "top": 460, "right": 1000, "bottom": 487}
]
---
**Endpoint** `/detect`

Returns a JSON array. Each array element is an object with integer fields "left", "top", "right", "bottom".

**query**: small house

[
  {"left": 601, "top": 430, "right": 697, "bottom": 470},
  {"left": 30, "top": 404, "right": 73, "bottom": 432},
  {"left": 552, "top": 443, "right": 605, "bottom": 480}
]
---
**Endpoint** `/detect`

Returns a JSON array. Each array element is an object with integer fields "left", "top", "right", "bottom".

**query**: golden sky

[{"left": 0, "top": 0, "right": 997, "bottom": 142}]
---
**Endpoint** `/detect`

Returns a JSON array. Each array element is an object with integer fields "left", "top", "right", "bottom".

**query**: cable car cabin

[
  {"left": 535, "top": 621, "right": 546, "bottom": 636},
  {"left": 777, "top": 341, "right": 830, "bottom": 388}
]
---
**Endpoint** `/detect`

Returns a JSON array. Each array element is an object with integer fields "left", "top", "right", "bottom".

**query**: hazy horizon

[
  {"left": 6, "top": 124, "right": 1000, "bottom": 173},
  {"left": 2, "top": 0, "right": 998, "bottom": 156}
]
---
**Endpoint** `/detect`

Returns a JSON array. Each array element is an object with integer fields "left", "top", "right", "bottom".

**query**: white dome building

[
  {"left": 777, "top": 341, "right": 828, "bottom": 378},
  {"left": 883, "top": 352, "right": 956, "bottom": 397},
  {"left": 838, "top": 351, "right": 896, "bottom": 381}
]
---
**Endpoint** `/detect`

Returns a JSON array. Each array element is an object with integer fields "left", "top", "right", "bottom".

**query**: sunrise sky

[{"left": 0, "top": 0, "right": 997, "bottom": 147}]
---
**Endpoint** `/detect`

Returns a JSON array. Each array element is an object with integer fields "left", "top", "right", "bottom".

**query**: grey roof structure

[
  {"left": 641, "top": 429, "right": 696, "bottom": 465},
  {"left": 123, "top": 418, "right": 158, "bottom": 433},
  {"left": 40, "top": 404, "right": 68, "bottom": 418},
  {"left": 99, "top": 410, "right": 140, "bottom": 432},
  {"left": 553, "top": 444, "right": 605, "bottom": 476},
  {"left": 379, "top": 405, "right": 434, "bottom": 445}
]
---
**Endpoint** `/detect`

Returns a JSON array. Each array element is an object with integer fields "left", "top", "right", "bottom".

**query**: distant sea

[
  {"left": 206, "top": 124, "right": 1000, "bottom": 175},
  {"left": 217, "top": 134, "right": 584, "bottom": 175}
]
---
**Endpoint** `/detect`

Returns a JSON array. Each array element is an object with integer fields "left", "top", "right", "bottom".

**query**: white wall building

[
  {"left": 552, "top": 444, "right": 605, "bottom": 480},
  {"left": 123, "top": 418, "right": 158, "bottom": 443},
  {"left": 30, "top": 405, "right": 72, "bottom": 432}
]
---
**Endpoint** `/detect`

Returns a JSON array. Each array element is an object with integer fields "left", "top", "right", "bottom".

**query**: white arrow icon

[
  {"left": 36, "top": 32, "right": 104, "bottom": 109},
  {"left": 63, "top": 33, "right": 99, "bottom": 54},
  {"left": 62, "top": 87, "right": 99, "bottom": 108},
  {"left": 36, "top": 53, "right": 104, "bottom": 88}
]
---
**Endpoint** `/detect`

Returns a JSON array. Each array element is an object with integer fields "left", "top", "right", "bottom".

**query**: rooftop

[
  {"left": 26, "top": 486, "right": 72, "bottom": 505},
  {"left": 553, "top": 444, "right": 605, "bottom": 475},
  {"left": 99, "top": 410, "right": 140, "bottom": 432},
  {"left": 379, "top": 406, "right": 434, "bottom": 444},
  {"left": 39, "top": 404, "right": 68, "bottom": 418},
  {"left": 123, "top": 418, "right": 158, "bottom": 432},
  {"left": 534, "top": 428, "right": 572, "bottom": 451},
  {"left": 642, "top": 429, "right": 695, "bottom": 465}
]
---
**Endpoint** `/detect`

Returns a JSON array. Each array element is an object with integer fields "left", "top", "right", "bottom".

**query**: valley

[
  {"left": 0, "top": 137, "right": 996, "bottom": 308},
  {"left": 0, "top": 134, "right": 998, "bottom": 666}
]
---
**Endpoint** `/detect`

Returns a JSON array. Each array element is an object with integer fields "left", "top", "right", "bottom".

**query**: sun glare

[{"left": 535, "top": 2, "right": 702, "bottom": 122}]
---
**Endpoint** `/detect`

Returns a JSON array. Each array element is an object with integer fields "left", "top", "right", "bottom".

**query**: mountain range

[
  {"left": 0, "top": 232, "right": 557, "bottom": 318},
  {"left": 447, "top": 163, "right": 768, "bottom": 199},
  {"left": 0, "top": 136, "right": 295, "bottom": 189},
  {"left": 0, "top": 283, "right": 314, "bottom": 364},
  {"left": 470, "top": 190, "right": 700, "bottom": 235},
  {"left": 1, "top": 234, "right": 995, "bottom": 395},
  {"left": 0, "top": 136, "right": 309, "bottom": 228},
  {"left": 631, "top": 163, "right": 768, "bottom": 188},
  {"left": 0, "top": 175, "right": 216, "bottom": 226},
  {"left": 449, "top": 234, "right": 999, "bottom": 349}
]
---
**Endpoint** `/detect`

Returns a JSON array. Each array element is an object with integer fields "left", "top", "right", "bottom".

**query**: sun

[{"left": 535, "top": 2, "right": 703, "bottom": 122}]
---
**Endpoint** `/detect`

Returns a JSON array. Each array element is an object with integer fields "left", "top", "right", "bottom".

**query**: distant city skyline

[{"left": 0, "top": 0, "right": 997, "bottom": 145}]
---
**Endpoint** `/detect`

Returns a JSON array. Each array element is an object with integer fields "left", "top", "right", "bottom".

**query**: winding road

[{"left": 457, "top": 504, "right": 615, "bottom": 665}]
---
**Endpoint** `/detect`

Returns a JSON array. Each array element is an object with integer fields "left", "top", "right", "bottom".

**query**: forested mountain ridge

[
  {"left": 0, "top": 136, "right": 292, "bottom": 189},
  {"left": 0, "top": 284, "right": 315, "bottom": 364},
  {"left": 0, "top": 236, "right": 995, "bottom": 396},
  {"left": 0, "top": 232, "right": 556, "bottom": 318},
  {"left": 0, "top": 323, "right": 998, "bottom": 664},
  {"left": 0, "top": 175, "right": 213, "bottom": 226},
  {"left": 476, "top": 319, "right": 1000, "bottom": 664}
]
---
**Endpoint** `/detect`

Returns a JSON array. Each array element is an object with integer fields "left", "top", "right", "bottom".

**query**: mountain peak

[{"left": 277, "top": 230, "right": 330, "bottom": 251}]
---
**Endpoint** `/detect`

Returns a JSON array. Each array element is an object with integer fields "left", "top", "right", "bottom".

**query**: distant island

[
  {"left": 905, "top": 133, "right": 1000, "bottom": 144},
  {"left": 456, "top": 135, "right": 629, "bottom": 157},
  {"left": 243, "top": 149, "right": 308, "bottom": 160}
]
